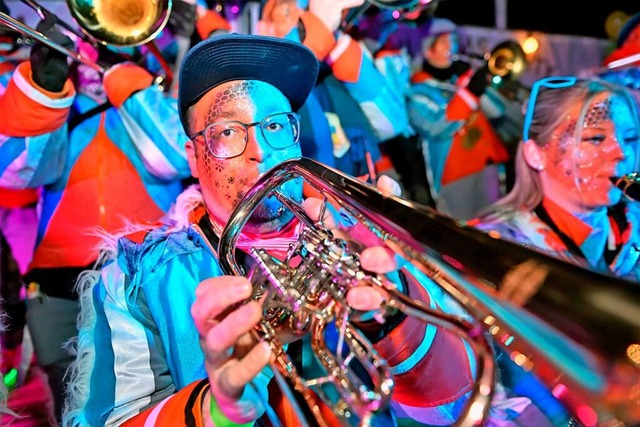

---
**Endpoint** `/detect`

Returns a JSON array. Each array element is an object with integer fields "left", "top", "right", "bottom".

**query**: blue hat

[
  {"left": 424, "top": 18, "right": 457, "bottom": 38},
  {"left": 178, "top": 33, "right": 319, "bottom": 132}
]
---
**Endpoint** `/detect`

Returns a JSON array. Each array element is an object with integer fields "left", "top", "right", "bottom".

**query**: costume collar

[
  {"left": 541, "top": 198, "right": 592, "bottom": 247},
  {"left": 542, "top": 198, "right": 611, "bottom": 268}
]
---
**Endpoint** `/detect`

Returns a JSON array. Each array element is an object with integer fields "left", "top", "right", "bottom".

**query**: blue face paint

[
  {"left": 192, "top": 80, "right": 302, "bottom": 233},
  {"left": 610, "top": 95, "right": 640, "bottom": 178}
]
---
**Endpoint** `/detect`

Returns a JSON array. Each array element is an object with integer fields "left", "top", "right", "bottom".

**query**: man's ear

[
  {"left": 522, "top": 139, "right": 546, "bottom": 172},
  {"left": 185, "top": 139, "right": 199, "bottom": 178}
]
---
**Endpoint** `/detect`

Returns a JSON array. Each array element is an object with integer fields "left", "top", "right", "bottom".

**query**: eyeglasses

[
  {"left": 190, "top": 112, "right": 301, "bottom": 159},
  {"left": 522, "top": 77, "right": 578, "bottom": 142}
]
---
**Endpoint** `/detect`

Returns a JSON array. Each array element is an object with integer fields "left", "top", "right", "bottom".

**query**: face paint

[
  {"left": 190, "top": 80, "right": 302, "bottom": 234},
  {"left": 544, "top": 92, "right": 639, "bottom": 208}
]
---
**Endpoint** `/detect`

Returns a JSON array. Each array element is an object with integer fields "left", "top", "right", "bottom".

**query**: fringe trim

[
  {"left": 0, "top": 300, "right": 19, "bottom": 419},
  {"left": 61, "top": 185, "right": 204, "bottom": 426},
  {"left": 62, "top": 267, "right": 101, "bottom": 427}
]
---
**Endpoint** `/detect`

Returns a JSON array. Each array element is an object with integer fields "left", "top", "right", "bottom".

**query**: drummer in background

[{"left": 0, "top": 4, "right": 230, "bottom": 421}]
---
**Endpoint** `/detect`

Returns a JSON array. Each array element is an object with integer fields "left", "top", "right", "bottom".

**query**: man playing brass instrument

[{"left": 63, "top": 33, "right": 555, "bottom": 427}]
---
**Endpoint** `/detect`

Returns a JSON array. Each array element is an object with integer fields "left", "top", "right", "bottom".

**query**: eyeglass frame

[
  {"left": 522, "top": 76, "right": 579, "bottom": 142},
  {"left": 189, "top": 111, "right": 302, "bottom": 159}
]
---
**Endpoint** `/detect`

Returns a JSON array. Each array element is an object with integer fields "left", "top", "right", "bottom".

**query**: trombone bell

[{"left": 67, "top": 0, "right": 172, "bottom": 47}]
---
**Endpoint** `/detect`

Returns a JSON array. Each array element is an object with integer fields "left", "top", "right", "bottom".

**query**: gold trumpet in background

[
  {"left": 452, "top": 40, "right": 527, "bottom": 80},
  {"left": 219, "top": 157, "right": 640, "bottom": 426},
  {"left": 0, "top": 0, "right": 172, "bottom": 87}
]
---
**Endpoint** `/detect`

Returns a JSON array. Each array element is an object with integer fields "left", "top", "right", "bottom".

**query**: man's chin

[{"left": 245, "top": 210, "right": 295, "bottom": 235}]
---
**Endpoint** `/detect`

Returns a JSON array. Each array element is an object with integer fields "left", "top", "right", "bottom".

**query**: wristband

[{"left": 209, "top": 393, "right": 254, "bottom": 427}]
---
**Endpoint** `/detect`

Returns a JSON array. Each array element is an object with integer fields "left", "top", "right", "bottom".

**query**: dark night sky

[{"left": 433, "top": 0, "right": 639, "bottom": 39}]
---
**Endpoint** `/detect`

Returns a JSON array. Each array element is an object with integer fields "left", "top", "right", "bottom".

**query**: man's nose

[{"left": 245, "top": 126, "right": 271, "bottom": 162}]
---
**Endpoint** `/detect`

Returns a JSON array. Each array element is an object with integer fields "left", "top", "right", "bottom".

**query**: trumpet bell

[
  {"left": 488, "top": 40, "right": 526, "bottom": 79},
  {"left": 67, "top": 0, "right": 172, "bottom": 47}
]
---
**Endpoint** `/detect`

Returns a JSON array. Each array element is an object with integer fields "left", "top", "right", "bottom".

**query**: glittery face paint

[
  {"left": 190, "top": 80, "right": 302, "bottom": 233},
  {"left": 543, "top": 92, "right": 639, "bottom": 208}
]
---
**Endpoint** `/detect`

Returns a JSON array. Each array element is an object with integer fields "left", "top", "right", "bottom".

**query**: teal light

[{"left": 492, "top": 75, "right": 502, "bottom": 85}]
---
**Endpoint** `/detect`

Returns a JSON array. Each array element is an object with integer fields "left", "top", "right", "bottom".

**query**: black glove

[
  {"left": 168, "top": 0, "right": 197, "bottom": 38},
  {"left": 30, "top": 15, "right": 74, "bottom": 92},
  {"left": 467, "top": 64, "right": 492, "bottom": 98}
]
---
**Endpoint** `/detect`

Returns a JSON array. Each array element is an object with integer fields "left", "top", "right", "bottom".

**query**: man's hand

[
  {"left": 192, "top": 175, "right": 404, "bottom": 422},
  {"left": 308, "top": 0, "right": 365, "bottom": 33},
  {"left": 467, "top": 64, "right": 492, "bottom": 98},
  {"left": 192, "top": 276, "right": 271, "bottom": 423},
  {"left": 30, "top": 15, "right": 74, "bottom": 92}
]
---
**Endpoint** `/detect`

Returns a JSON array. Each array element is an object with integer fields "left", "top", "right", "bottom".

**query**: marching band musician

[
  {"left": 473, "top": 77, "right": 640, "bottom": 281},
  {"left": 408, "top": 18, "right": 510, "bottom": 220},
  {"left": 470, "top": 75, "right": 640, "bottom": 427},
  {"left": 0, "top": 5, "right": 232, "bottom": 421},
  {"left": 64, "top": 33, "right": 554, "bottom": 427},
  {"left": 258, "top": 0, "right": 413, "bottom": 181}
]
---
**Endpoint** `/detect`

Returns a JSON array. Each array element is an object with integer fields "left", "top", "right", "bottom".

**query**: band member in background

[
  {"left": 473, "top": 77, "right": 640, "bottom": 280},
  {"left": 0, "top": 0, "right": 40, "bottom": 387},
  {"left": 258, "top": 0, "right": 414, "bottom": 184},
  {"left": 409, "top": 18, "right": 510, "bottom": 220}
]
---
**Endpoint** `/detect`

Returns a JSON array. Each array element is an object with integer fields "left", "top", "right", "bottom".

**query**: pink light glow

[
  {"left": 231, "top": 5, "right": 240, "bottom": 14},
  {"left": 576, "top": 405, "right": 598, "bottom": 427}
]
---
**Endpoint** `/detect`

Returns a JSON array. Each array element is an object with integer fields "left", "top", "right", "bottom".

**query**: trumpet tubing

[{"left": 219, "top": 157, "right": 640, "bottom": 427}]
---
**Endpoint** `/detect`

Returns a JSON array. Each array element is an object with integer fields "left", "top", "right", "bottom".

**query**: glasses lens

[
  {"left": 262, "top": 113, "right": 300, "bottom": 149},
  {"left": 205, "top": 122, "right": 247, "bottom": 158}
]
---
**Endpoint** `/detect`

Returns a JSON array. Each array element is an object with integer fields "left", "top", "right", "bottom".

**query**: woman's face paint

[{"left": 543, "top": 92, "right": 639, "bottom": 208}]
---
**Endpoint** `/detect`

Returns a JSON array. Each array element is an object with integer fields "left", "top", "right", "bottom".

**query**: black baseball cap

[{"left": 178, "top": 33, "right": 319, "bottom": 133}]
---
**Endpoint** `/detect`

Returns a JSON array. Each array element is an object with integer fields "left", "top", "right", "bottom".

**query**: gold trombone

[{"left": 0, "top": 0, "right": 173, "bottom": 87}]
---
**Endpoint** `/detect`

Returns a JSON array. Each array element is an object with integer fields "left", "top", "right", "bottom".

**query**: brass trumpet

[
  {"left": 452, "top": 40, "right": 527, "bottom": 80},
  {"left": 219, "top": 157, "right": 640, "bottom": 426}
]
